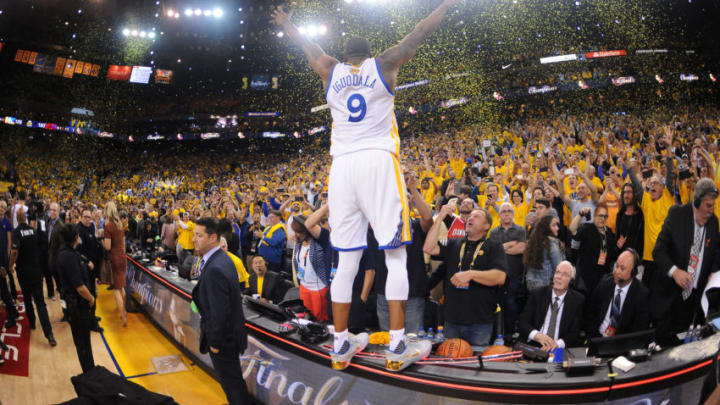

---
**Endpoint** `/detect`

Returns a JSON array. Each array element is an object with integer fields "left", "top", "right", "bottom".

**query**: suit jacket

[
  {"left": 247, "top": 271, "right": 286, "bottom": 303},
  {"left": 652, "top": 203, "right": 720, "bottom": 321},
  {"left": 586, "top": 274, "right": 650, "bottom": 338},
  {"left": 518, "top": 286, "right": 585, "bottom": 348},
  {"left": 191, "top": 249, "right": 247, "bottom": 355}
]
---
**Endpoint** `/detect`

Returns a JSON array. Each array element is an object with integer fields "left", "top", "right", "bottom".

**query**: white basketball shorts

[{"left": 328, "top": 149, "right": 412, "bottom": 251}]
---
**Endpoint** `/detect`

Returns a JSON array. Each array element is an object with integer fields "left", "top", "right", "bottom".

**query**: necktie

[
  {"left": 191, "top": 257, "right": 203, "bottom": 280},
  {"left": 547, "top": 297, "right": 560, "bottom": 339},
  {"left": 610, "top": 289, "right": 622, "bottom": 327},
  {"left": 683, "top": 224, "right": 703, "bottom": 301}
]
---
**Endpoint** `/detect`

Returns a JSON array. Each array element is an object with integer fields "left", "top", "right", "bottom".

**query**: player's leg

[
  {"left": 384, "top": 246, "right": 408, "bottom": 350},
  {"left": 362, "top": 152, "right": 430, "bottom": 371},
  {"left": 327, "top": 153, "right": 370, "bottom": 370}
]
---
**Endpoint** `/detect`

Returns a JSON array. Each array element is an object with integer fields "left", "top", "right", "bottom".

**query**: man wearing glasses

[
  {"left": 518, "top": 261, "right": 585, "bottom": 352},
  {"left": 488, "top": 202, "right": 527, "bottom": 340}
]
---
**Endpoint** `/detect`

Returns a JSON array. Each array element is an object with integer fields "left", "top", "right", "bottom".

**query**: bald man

[
  {"left": 518, "top": 261, "right": 585, "bottom": 351},
  {"left": 10, "top": 208, "right": 56, "bottom": 346},
  {"left": 586, "top": 249, "right": 650, "bottom": 338}
]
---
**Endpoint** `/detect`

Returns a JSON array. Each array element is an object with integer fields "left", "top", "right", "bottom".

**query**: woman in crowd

[
  {"left": 615, "top": 182, "right": 644, "bottom": 257},
  {"left": 523, "top": 214, "right": 564, "bottom": 291},
  {"left": 570, "top": 203, "right": 618, "bottom": 296},
  {"left": 103, "top": 201, "right": 128, "bottom": 326},
  {"left": 53, "top": 223, "right": 96, "bottom": 372},
  {"left": 140, "top": 220, "right": 157, "bottom": 251},
  {"left": 290, "top": 205, "right": 334, "bottom": 322},
  {"left": 160, "top": 215, "right": 177, "bottom": 253}
]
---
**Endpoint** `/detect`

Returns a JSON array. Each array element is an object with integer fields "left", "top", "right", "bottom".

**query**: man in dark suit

[
  {"left": 191, "top": 218, "right": 252, "bottom": 405},
  {"left": 247, "top": 254, "right": 287, "bottom": 303},
  {"left": 518, "top": 261, "right": 585, "bottom": 351},
  {"left": 586, "top": 249, "right": 650, "bottom": 338},
  {"left": 652, "top": 178, "right": 720, "bottom": 346}
]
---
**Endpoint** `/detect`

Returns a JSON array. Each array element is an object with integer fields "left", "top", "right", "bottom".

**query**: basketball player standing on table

[{"left": 272, "top": 0, "right": 465, "bottom": 371}]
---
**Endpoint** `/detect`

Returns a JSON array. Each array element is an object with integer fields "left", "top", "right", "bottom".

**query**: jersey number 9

[{"left": 347, "top": 93, "right": 367, "bottom": 123}]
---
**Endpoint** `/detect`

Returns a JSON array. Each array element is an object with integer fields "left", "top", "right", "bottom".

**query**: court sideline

[{"left": 0, "top": 284, "right": 226, "bottom": 404}]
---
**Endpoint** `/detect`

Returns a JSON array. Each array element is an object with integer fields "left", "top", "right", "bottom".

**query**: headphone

[
  {"left": 623, "top": 247, "right": 640, "bottom": 278},
  {"left": 693, "top": 179, "right": 719, "bottom": 209}
]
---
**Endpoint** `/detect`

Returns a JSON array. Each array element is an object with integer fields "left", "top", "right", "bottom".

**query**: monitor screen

[{"left": 130, "top": 66, "right": 153, "bottom": 84}]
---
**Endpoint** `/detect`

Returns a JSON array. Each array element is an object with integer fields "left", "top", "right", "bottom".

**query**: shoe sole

[{"left": 385, "top": 344, "right": 432, "bottom": 372}]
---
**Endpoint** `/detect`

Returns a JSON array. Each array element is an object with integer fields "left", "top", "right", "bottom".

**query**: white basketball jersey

[{"left": 325, "top": 58, "right": 399, "bottom": 158}]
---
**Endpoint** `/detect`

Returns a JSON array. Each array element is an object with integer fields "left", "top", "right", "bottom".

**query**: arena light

[
  {"left": 131, "top": 29, "right": 139, "bottom": 37},
  {"left": 213, "top": 8, "right": 223, "bottom": 18},
  {"left": 185, "top": 8, "right": 193, "bottom": 16},
  {"left": 167, "top": 9, "right": 175, "bottom": 17},
  {"left": 540, "top": 54, "right": 577, "bottom": 64},
  {"left": 277, "top": 31, "right": 284, "bottom": 38},
  {"left": 318, "top": 25, "right": 327, "bottom": 35},
  {"left": 203, "top": 9, "right": 212, "bottom": 16},
  {"left": 148, "top": 32, "right": 156, "bottom": 39},
  {"left": 122, "top": 28, "right": 130, "bottom": 36},
  {"left": 194, "top": 8, "right": 202, "bottom": 16},
  {"left": 140, "top": 31, "right": 147, "bottom": 38}
]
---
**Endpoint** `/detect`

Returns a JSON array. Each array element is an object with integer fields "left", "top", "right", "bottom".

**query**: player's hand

[
  {"left": 270, "top": 5, "right": 294, "bottom": 26},
  {"left": 672, "top": 268, "right": 693, "bottom": 290},
  {"left": 0, "top": 266, "right": 6, "bottom": 277},
  {"left": 209, "top": 346, "right": 220, "bottom": 354}
]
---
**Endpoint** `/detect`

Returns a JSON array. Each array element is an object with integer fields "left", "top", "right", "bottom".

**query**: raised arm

[
  {"left": 271, "top": 6, "right": 338, "bottom": 85},
  {"left": 377, "top": 0, "right": 464, "bottom": 84},
  {"left": 305, "top": 204, "right": 329, "bottom": 240}
]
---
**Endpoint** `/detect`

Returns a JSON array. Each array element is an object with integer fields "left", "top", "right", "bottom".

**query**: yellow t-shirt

[
  {"left": 228, "top": 251, "right": 250, "bottom": 287},
  {"left": 449, "top": 158, "right": 466, "bottom": 180},
  {"left": 177, "top": 221, "right": 195, "bottom": 250},
  {"left": 421, "top": 183, "right": 436, "bottom": 206},
  {"left": 605, "top": 187, "right": 620, "bottom": 233},
  {"left": 477, "top": 195, "right": 501, "bottom": 229},
  {"left": 641, "top": 190, "right": 675, "bottom": 262},
  {"left": 513, "top": 201, "right": 529, "bottom": 227}
]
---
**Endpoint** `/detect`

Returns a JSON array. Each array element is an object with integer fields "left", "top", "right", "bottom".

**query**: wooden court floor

[{"left": 0, "top": 283, "right": 226, "bottom": 405}]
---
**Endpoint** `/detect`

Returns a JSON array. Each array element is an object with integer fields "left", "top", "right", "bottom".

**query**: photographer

[{"left": 53, "top": 223, "right": 96, "bottom": 372}]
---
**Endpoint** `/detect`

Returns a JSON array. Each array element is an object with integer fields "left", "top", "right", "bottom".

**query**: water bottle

[
  {"left": 436, "top": 326, "right": 445, "bottom": 343},
  {"left": 493, "top": 334, "right": 505, "bottom": 346},
  {"left": 417, "top": 327, "right": 426, "bottom": 339},
  {"left": 426, "top": 328, "right": 435, "bottom": 340}
]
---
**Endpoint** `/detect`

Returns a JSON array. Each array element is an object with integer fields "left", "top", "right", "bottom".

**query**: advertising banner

[
  {"left": 585, "top": 50, "right": 627, "bottom": 59},
  {"left": 107, "top": 65, "right": 132, "bottom": 81},
  {"left": 53, "top": 57, "right": 66, "bottom": 76},
  {"left": 63, "top": 59, "right": 76, "bottom": 78},
  {"left": 155, "top": 69, "right": 173, "bottom": 84}
]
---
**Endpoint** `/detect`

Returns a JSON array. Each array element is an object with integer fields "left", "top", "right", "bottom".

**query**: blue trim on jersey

[
  {"left": 324, "top": 63, "right": 337, "bottom": 99},
  {"left": 375, "top": 59, "right": 395, "bottom": 96},
  {"left": 333, "top": 245, "right": 368, "bottom": 252},
  {"left": 378, "top": 240, "right": 413, "bottom": 250}
]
